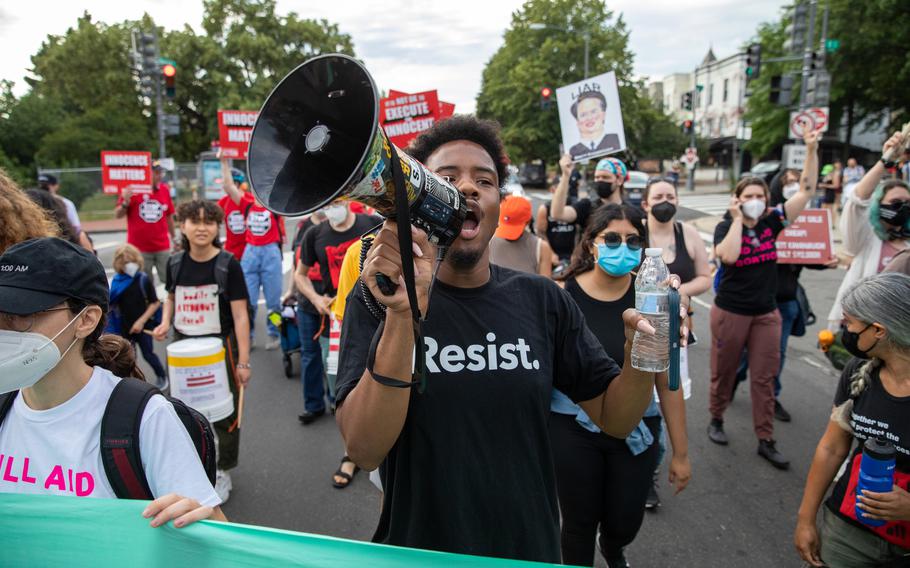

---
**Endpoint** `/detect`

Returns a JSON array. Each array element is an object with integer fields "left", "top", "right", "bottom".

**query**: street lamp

[{"left": 528, "top": 22, "right": 591, "bottom": 79}]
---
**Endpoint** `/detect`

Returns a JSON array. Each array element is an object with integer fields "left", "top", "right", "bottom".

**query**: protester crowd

[{"left": 1, "top": 113, "right": 910, "bottom": 568}]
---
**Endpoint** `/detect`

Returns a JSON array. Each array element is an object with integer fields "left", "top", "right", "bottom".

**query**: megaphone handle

[
  {"left": 375, "top": 273, "right": 398, "bottom": 296},
  {"left": 667, "top": 288, "right": 681, "bottom": 391}
]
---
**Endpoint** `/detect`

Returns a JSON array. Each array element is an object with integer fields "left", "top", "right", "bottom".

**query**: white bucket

[{"left": 167, "top": 337, "right": 234, "bottom": 423}]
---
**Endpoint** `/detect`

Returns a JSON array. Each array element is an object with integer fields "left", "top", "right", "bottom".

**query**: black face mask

[
  {"left": 879, "top": 201, "right": 910, "bottom": 233},
  {"left": 841, "top": 323, "right": 880, "bottom": 360},
  {"left": 594, "top": 181, "right": 614, "bottom": 199},
  {"left": 650, "top": 201, "right": 677, "bottom": 223}
]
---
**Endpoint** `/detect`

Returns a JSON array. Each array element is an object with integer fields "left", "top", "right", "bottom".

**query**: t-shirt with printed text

[
  {"left": 219, "top": 192, "right": 255, "bottom": 259},
  {"left": 117, "top": 182, "right": 174, "bottom": 253},
  {"left": 713, "top": 208, "right": 786, "bottom": 315},
  {"left": 302, "top": 214, "right": 380, "bottom": 297},
  {"left": 244, "top": 202, "right": 284, "bottom": 247},
  {"left": 335, "top": 265, "right": 621, "bottom": 562},
  {"left": 0, "top": 366, "right": 219, "bottom": 506},
  {"left": 166, "top": 251, "right": 249, "bottom": 337},
  {"left": 827, "top": 359, "right": 910, "bottom": 548}
]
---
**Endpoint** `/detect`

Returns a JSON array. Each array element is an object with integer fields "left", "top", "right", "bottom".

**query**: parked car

[
  {"left": 740, "top": 160, "right": 781, "bottom": 186},
  {"left": 624, "top": 171, "right": 649, "bottom": 207},
  {"left": 518, "top": 160, "right": 547, "bottom": 188}
]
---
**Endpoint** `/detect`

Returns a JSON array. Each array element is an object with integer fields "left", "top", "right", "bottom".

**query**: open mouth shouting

[{"left": 459, "top": 200, "right": 483, "bottom": 240}]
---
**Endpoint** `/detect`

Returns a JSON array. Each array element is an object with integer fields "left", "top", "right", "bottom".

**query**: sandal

[{"left": 332, "top": 455, "right": 359, "bottom": 489}]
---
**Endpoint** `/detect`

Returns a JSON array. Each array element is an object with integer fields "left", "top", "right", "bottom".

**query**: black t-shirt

[
  {"left": 713, "top": 209, "right": 786, "bottom": 315},
  {"left": 564, "top": 276, "right": 633, "bottom": 365},
  {"left": 826, "top": 359, "right": 910, "bottom": 547},
  {"left": 166, "top": 251, "right": 249, "bottom": 336},
  {"left": 335, "top": 265, "right": 621, "bottom": 562},
  {"left": 293, "top": 219, "right": 324, "bottom": 315},
  {"left": 572, "top": 197, "right": 599, "bottom": 231},
  {"left": 544, "top": 203, "right": 578, "bottom": 261},
  {"left": 302, "top": 214, "right": 381, "bottom": 297},
  {"left": 117, "top": 274, "right": 158, "bottom": 335}
]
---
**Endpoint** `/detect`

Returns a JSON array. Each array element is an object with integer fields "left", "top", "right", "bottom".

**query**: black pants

[{"left": 550, "top": 412, "right": 661, "bottom": 566}]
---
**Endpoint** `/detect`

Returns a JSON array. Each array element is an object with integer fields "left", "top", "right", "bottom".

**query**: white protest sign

[{"left": 556, "top": 71, "right": 627, "bottom": 163}]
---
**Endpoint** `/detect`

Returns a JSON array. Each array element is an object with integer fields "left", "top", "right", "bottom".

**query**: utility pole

[
  {"left": 583, "top": 31, "right": 590, "bottom": 79},
  {"left": 137, "top": 30, "right": 167, "bottom": 160},
  {"left": 799, "top": 0, "right": 818, "bottom": 111}
]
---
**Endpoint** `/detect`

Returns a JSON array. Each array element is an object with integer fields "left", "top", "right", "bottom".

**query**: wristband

[
  {"left": 881, "top": 157, "right": 897, "bottom": 169},
  {"left": 236, "top": 362, "right": 251, "bottom": 369}
]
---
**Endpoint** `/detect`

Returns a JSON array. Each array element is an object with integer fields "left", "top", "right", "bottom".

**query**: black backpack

[
  {"left": 166, "top": 250, "right": 233, "bottom": 298},
  {"left": 0, "top": 378, "right": 216, "bottom": 499}
]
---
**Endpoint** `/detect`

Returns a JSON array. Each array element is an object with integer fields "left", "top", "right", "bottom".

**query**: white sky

[{"left": 0, "top": 0, "right": 789, "bottom": 113}]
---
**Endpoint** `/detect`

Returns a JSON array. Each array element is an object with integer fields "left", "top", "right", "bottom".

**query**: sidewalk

[{"left": 82, "top": 218, "right": 126, "bottom": 233}]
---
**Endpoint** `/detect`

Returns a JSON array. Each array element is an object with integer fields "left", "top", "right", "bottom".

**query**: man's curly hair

[{"left": 408, "top": 115, "right": 508, "bottom": 188}]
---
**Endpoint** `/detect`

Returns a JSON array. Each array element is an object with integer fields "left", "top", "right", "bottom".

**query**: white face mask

[
  {"left": 324, "top": 205, "right": 348, "bottom": 226},
  {"left": 741, "top": 198, "right": 766, "bottom": 220},
  {"left": 124, "top": 262, "right": 140, "bottom": 277},
  {"left": 0, "top": 308, "right": 85, "bottom": 395},
  {"left": 782, "top": 182, "right": 799, "bottom": 200}
]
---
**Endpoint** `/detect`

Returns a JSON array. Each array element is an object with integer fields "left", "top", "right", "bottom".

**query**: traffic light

[
  {"left": 745, "top": 44, "right": 762, "bottom": 82},
  {"left": 784, "top": 3, "right": 809, "bottom": 55},
  {"left": 809, "top": 49, "right": 826, "bottom": 71},
  {"left": 161, "top": 61, "right": 176, "bottom": 99},
  {"left": 682, "top": 91, "right": 693, "bottom": 111},
  {"left": 138, "top": 32, "right": 159, "bottom": 99},
  {"left": 769, "top": 74, "right": 794, "bottom": 106},
  {"left": 806, "top": 70, "right": 831, "bottom": 107},
  {"left": 540, "top": 87, "right": 552, "bottom": 110},
  {"left": 682, "top": 120, "right": 693, "bottom": 135}
]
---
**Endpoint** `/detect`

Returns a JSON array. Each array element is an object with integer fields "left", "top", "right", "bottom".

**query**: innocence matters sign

[
  {"left": 101, "top": 151, "right": 153, "bottom": 195},
  {"left": 776, "top": 208, "right": 835, "bottom": 264},
  {"left": 218, "top": 110, "right": 258, "bottom": 159}
]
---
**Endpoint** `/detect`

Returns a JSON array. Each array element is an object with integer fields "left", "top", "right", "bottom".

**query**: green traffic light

[{"left": 746, "top": 67, "right": 754, "bottom": 76}]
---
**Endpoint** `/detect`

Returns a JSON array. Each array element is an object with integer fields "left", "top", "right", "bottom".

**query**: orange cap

[{"left": 495, "top": 195, "right": 532, "bottom": 240}]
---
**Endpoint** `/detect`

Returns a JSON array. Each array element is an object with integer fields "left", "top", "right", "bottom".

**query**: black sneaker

[
  {"left": 645, "top": 477, "right": 661, "bottom": 511},
  {"left": 774, "top": 400, "right": 792, "bottom": 422},
  {"left": 298, "top": 408, "right": 326, "bottom": 425},
  {"left": 758, "top": 439, "right": 790, "bottom": 470},
  {"left": 605, "top": 550, "right": 630, "bottom": 568},
  {"left": 707, "top": 419, "right": 728, "bottom": 445}
]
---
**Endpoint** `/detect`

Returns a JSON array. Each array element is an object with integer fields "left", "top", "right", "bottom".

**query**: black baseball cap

[
  {"left": 0, "top": 238, "right": 109, "bottom": 315},
  {"left": 37, "top": 173, "right": 58, "bottom": 185}
]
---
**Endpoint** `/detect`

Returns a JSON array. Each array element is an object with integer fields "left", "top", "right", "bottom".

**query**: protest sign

[
  {"left": 776, "top": 208, "right": 835, "bottom": 264},
  {"left": 556, "top": 71, "right": 627, "bottom": 163},
  {"left": 0, "top": 493, "right": 558, "bottom": 567},
  {"left": 100, "top": 151, "right": 153, "bottom": 195},
  {"left": 388, "top": 89, "right": 455, "bottom": 120},
  {"left": 218, "top": 110, "right": 258, "bottom": 159},
  {"left": 380, "top": 90, "right": 440, "bottom": 147}
]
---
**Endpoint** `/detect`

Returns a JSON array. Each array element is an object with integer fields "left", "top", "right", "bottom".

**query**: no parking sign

[{"left": 789, "top": 107, "right": 829, "bottom": 139}]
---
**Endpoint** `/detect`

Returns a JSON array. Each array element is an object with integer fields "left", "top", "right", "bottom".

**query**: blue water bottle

[{"left": 856, "top": 437, "right": 896, "bottom": 527}]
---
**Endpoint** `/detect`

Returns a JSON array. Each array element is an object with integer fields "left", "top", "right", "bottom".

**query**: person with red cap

[{"left": 489, "top": 195, "right": 552, "bottom": 277}]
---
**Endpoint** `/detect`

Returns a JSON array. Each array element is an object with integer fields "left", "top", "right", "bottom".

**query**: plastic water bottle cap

[{"left": 645, "top": 248, "right": 662, "bottom": 257}]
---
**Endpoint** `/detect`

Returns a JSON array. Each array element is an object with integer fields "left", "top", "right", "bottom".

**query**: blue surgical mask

[{"left": 596, "top": 243, "right": 642, "bottom": 276}]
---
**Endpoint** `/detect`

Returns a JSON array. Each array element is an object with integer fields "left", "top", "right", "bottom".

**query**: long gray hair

[{"left": 832, "top": 272, "right": 910, "bottom": 431}]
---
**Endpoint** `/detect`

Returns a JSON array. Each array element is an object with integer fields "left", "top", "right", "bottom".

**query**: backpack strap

[
  {"left": 214, "top": 250, "right": 232, "bottom": 296},
  {"left": 166, "top": 251, "right": 185, "bottom": 294},
  {"left": 0, "top": 391, "right": 17, "bottom": 427},
  {"left": 100, "top": 378, "right": 158, "bottom": 500}
]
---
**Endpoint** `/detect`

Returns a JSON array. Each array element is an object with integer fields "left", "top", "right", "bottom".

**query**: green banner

[{"left": 0, "top": 493, "right": 560, "bottom": 567}]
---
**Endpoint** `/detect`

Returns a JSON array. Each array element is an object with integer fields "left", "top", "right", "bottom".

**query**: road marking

[
  {"left": 94, "top": 242, "right": 121, "bottom": 251},
  {"left": 691, "top": 296, "right": 712, "bottom": 310},
  {"left": 801, "top": 355, "right": 829, "bottom": 371}
]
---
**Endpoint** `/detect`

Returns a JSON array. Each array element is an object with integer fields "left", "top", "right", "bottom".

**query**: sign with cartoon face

[{"left": 556, "top": 72, "right": 627, "bottom": 163}]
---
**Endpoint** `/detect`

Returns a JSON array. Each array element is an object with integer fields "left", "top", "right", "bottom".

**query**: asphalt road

[{"left": 93, "top": 207, "right": 846, "bottom": 567}]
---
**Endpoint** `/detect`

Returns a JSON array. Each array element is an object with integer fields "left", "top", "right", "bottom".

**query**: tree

[{"left": 476, "top": 0, "right": 685, "bottom": 166}]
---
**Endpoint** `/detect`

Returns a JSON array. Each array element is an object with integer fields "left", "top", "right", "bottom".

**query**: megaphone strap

[
  {"left": 668, "top": 288, "right": 681, "bottom": 391},
  {"left": 366, "top": 320, "right": 419, "bottom": 389}
]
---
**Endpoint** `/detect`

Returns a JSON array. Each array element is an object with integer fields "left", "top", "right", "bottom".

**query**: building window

[
  {"left": 708, "top": 84, "right": 714, "bottom": 105},
  {"left": 707, "top": 118, "right": 714, "bottom": 134},
  {"left": 719, "top": 116, "right": 726, "bottom": 133},
  {"left": 723, "top": 79, "right": 729, "bottom": 102}
]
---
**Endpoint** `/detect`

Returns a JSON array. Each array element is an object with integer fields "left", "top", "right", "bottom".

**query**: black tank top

[
  {"left": 545, "top": 203, "right": 578, "bottom": 261},
  {"left": 565, "top": 276, "right": 634, "bottom": 366},
  {"left": 664, "top": 222, "right": 696, "bottom": 284}
]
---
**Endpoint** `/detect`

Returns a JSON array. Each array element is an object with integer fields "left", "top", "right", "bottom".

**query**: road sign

[
  {"left": 683, "top": 147, "right": 698, "bottom": 170},
  {"left": 782, "top": 144, "right": 808, "bottom": 170},
  {"left": 825, "top": 39, "right": 840, "bottom": 52},
  {"left": 157, "top": 157, "right": 175, "bottom": 171},
  {"left": 789, "top": 107, "right": 829, "bottom": 139}
]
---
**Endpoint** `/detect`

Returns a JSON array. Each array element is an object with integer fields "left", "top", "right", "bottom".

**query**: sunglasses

[{"left": 597, "top": 232, "right": 645, "bottom": 250}]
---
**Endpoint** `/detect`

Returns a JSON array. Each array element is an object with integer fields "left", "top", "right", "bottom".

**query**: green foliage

[
  {"left": 0, "top": 1, "right": 355, "bottom": 191},
  {"left": 476, "top": 0, "right": 685, "bottom": 166}
]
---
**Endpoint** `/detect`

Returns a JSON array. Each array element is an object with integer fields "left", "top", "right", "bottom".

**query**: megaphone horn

[{"left": 247, "top": 54, "right": 467, "bottom": 248}]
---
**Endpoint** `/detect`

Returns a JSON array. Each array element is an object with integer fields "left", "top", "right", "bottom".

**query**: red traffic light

[
  {"left": 162, "top": 64, "right": 176, "bottom": 78},
  {"left": 541, "top": 87, "right": 552, "bottom": 98},
  {"left": 683, "top": 120, "right": 693, "bottom": 128}
]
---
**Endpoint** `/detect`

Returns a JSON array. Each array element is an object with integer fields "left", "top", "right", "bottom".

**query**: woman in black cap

[{"left": 0, "top": 237, "right": 224, "bottom": 528}]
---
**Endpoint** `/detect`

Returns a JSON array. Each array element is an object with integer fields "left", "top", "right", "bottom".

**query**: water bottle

[
  {"left": 632, "top": 248, "right": 670, "bottom": 372},
  {"left": 856, "top": 437, "right": 896, "bottom": 527}
]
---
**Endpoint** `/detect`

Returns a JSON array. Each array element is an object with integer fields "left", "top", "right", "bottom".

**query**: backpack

[
  {"left": 166, "top": 250, "right": 233, "bottom": 301},
  {"left": 138, "top": 272, "right": 163, "bottom": 327},
  {"left": 0, "top": 378, "right": 216, "bottom": 499}
]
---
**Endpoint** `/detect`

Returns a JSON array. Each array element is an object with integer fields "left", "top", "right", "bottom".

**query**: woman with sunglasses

[
  {"left": 708, "top": 127, "right": 819, "bottom": 469},
  {"left": 640, "top": 176, "right": 710, "bottom": 508},
  {"left": 550, "top": 204, "right": 690, "bottom": 568}
]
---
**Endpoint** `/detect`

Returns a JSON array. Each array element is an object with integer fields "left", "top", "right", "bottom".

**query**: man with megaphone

[{"left": 244, "top": 54, "right": 687, "bottom": 563}]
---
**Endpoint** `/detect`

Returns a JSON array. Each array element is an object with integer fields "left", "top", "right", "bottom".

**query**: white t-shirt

[
  {"left": 0, "top": 367, "right": 220, "bottom": 506},
  {"left": 59, "top": 195, "right": 81, "bottom": 232}
]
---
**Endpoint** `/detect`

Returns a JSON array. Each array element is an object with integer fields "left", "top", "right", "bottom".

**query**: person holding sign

[
  {"left": 828, "top": 131, "right": 910, "bottom": 330},
  {"left": 550, "top": 155, "right": 626, "bottom": 231},
  {"left": 568, "top": 90, "right": 622, "bottom": 161},
  {"left": 708, "top": 127, "right": 819, "bottom": 469},
  {"left": 218, "top": 157, "right": 254, "bottom": 260},
  {"left": 152, "top": 200, "right": 251, "bottom": 503},
  {"left": 114, "top": 162, "right": 177, "bottom": 286},
  {"left": 0, "top": 237, "right": 224, "bottom": 528}
]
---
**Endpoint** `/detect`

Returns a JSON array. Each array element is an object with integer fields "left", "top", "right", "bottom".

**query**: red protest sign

[
  {"left": 101, "top": 151, "right": 153, "bottom": 195},
  {"left": 776, "top": 208, "right": 835, "bottom": 264},
  {"left": 380, "top": 90, "right": 441, "bottom": 148},
  {"left": 388, "top": 89, "right": 455, "bottom": 120},
  {"left": 218, "top": 110, "right": 258, "bottom": 159}
]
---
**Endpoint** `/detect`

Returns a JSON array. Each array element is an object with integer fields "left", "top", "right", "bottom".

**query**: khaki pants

[
  {"left": 820, "top": 507, "right": 910, "bottom": 567},
  {"left": 141, "top": 249, "right": 170, "bottom": 286}
]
